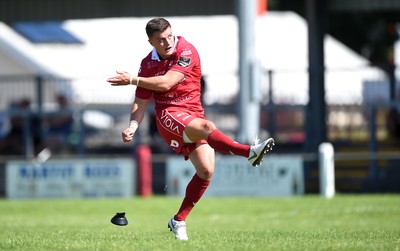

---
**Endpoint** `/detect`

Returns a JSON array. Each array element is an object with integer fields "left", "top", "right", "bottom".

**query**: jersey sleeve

[
  {"left": 135, "top": 62, "right": 153, "bottom": 100},
  {"left": 135, "top": 86, "right": 152, "bottom": 100}
]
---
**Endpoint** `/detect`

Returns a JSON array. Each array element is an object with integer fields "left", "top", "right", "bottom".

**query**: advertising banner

[
  {"left": 6, "top": 158, "right": 135, "bottom": 199},
  {"left": 166, "top": 155, "right": 304, "bottom": 197}
]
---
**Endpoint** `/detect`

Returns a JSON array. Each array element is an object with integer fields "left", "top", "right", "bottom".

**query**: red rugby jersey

[{"left": 135, "top": 36, "right": 204, "bottom": 116}]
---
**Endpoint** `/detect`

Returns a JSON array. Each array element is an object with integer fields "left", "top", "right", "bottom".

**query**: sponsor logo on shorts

[{"left": 160, "top": 110, "right": 180, "bottom": 134}]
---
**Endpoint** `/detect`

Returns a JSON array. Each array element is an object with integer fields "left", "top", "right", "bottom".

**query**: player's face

[{"left": 149, "top": 27, "right": 175, "bottom": 59}]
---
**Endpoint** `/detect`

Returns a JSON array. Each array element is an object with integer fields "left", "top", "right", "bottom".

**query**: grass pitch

[{"left": 0, "top": 195, "right": 399, "bottom": 250}]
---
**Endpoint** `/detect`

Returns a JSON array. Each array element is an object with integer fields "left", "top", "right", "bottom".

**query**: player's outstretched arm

[
  {"left": 107, "top": 70, "right": 184, "bottom": 92},
  {"left": 107, "top": 70, "right": 131, "bottom": 86}
]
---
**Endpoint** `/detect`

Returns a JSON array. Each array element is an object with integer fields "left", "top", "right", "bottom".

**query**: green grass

[{"left": 0, "top": 195, "right": 399, "bottom": 250}]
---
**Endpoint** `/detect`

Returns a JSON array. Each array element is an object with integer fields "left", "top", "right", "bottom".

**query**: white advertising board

[
  {"left": 6, "top": 158, "right": 135, "bottom": 199},
  {"left": 166, "top": 155, "right": 304, "bottom": 197}
]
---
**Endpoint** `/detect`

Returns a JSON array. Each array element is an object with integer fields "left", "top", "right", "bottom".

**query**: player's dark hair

[{"left": 146, "top": 18, "right": 171, "bottom": 38}]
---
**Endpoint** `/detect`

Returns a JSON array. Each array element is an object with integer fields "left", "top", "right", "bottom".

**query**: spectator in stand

[
  {"left": 386, "top": 89, "right": 400, "bottom": 142},
  {"left": 45, "top": 94, "right": 74, "bottom": 153},
  {"left": 0, "top": 98, "right": 42, "bottom": 155}
]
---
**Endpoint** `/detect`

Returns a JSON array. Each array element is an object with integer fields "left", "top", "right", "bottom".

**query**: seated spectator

[
  {"left": 0, "top": 98, "right": 42, "bottom": 155},
  {"left": 45, "top": 94, "right": 74, "bottom": 152},
  {"left": 387, "top": 106, "right": 400, "bottom": 141},
  {"left": 0, "top": 112, "right": 10, "bottom": 140},
  {"left": 386, "top": 89, "right": 400, "bottom": 142}
]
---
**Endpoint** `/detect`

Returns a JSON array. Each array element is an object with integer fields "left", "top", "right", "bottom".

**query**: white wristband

[
  {"left": 136, "top": 77, "right": 140, "bottom": 87},
  {"left": 129, "top": 74, "right": 134, "bottom": 85},
  {"left": 129, "top": 120, "right": 139, "bottom": 131}
]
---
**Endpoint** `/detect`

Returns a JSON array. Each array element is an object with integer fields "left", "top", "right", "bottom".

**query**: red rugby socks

[
  {"left": 175, "top": 174, "right": 210, "bottom": 221},
  {"left": 207, "top": 129, "right": 250, "bottom": 157}
]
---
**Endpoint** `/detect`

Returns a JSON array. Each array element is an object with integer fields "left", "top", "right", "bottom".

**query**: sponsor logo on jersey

[
  {"left": 181, "top": 49, "right": 192, "bottom": 56},
  {"left": 165, "top": 92, "right": 178, "bottom": 98},
  {"left": 177, "top": 57, "right": 191, "bottom": 67}
]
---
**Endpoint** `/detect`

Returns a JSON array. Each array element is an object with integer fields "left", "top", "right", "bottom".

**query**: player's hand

[
  {"left": 122, "top": 127, "right": 136, "bottom": 142},
  {"left": 107, "top": 70, "right": 131, "bottom": 86}
]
